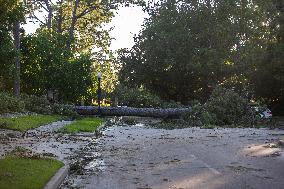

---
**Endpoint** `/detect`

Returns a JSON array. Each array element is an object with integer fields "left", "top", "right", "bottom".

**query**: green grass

[
  {"left": 59, "top": 117, "right": 104, "bottom": 134},
  {"left": 0, "top": 156, "right": 64, "bottom": 189},
  {"left": 0, "top": 115, "right": 62, "bottom": 131}
]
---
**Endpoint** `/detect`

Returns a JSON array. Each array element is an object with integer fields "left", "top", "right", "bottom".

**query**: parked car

[{"left": 251, "top": 105, "right": 272, "bottom": 119}]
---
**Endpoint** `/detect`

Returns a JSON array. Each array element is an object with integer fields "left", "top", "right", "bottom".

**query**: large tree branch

[
  {"left": 48, "top": 0, "right": 54, "bottom": 6},
  {"left": 32, "top": 0, "right": 52, "bottom": 28},
  {"left": 43, "top": 0, "right": 51, "bottom": 9},
  {"left": 29, "top": 13, "right": 45, "bottom": 25},
  {"left": 37, "top": 1, "right": 49, "bottom": 12},
  {"left": 77, "top": 5, "right": 97, "bottom": 18}
]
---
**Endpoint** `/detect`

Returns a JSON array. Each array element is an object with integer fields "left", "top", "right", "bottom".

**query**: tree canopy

[
  {"left": 0, "top": 0, "right": 127, "bottom": 103},
  {"left": 0, "top": 0, "right": 283, "bottom": 114},
  {"left": 118, "top": 0, "right": 284, "bottom": 114}
]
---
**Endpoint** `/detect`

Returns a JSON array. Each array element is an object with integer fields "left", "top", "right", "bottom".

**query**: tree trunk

[
  {"left": 43, "top": 0, "right": 53, "bottom": 30},
  {"left": 57, "top": 0, "right": 64, "bottom": 33},
  {"left": 13, "top": 21, "right": 21, "bottom": 97},
  {"left": 47, "top": 7, "right": 52, "bottom": 29},
  {"left": 75, "top": 106, "right": 191, "bottom": 118},
  {"left": 67, "top": 0, "right": 80, "bottom": 50}
]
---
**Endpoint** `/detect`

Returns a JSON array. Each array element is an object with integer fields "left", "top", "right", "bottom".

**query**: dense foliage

[
  {"left": 0, "top": 0, "right": 24, "bottom": 90},
  {"left": 113, "top": 84, "right": 162, "bottom": 107},
  {"left": 0, "top": 0, "right": 283, "bottom": 118},
  {"left": 113, "top": 84, "right": 185, "bottom": 108},
  {"left": 21, "top": 31, "right": 94, "bottom": 102},
  {"left": 182, "top": 87, "right": 257, "bottom": 127},
  {"left": 21, "top": 94, "right": 52, "bottom": 114},
  {"left": 119, "top": 0, "right": 284, "bottom": 114},
  {"left": 0, "top": 0, "right": 123, "bottom": 104},
  {"left": 0, "top": 92, "right": 25, "bottom": 114},
  {"left": 0, "top": 92, "right": 78, "bottom": 117}
]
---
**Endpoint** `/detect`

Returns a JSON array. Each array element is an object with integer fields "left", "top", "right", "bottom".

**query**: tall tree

[
  {"left": 20, "top": 0, "right": 142, "bottom": 102},
  {"left": 20, "top": 30, "right": 94, "bottom": 103},
  {"left": 0, "top": 0, "right": 24, "bottom": 94},
  {"left": 118, "top": 0, "right": 277, "bottom": 103},
  {"left": 252, "top": 0, "right": 284, "bottom": 114}
]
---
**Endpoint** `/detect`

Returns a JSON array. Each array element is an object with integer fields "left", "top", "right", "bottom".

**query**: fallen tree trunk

[{"left": 75, "top": 106, "right": 191, "bottom": 118}]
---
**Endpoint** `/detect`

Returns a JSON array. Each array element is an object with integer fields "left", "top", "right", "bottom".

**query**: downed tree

[{"left": 75, "top": 106, "right": 191, "bottom": 118}]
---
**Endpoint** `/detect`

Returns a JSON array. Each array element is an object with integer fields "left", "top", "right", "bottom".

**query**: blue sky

[{"left": 23, "top": 5, "right": 148, "bottom": 51}]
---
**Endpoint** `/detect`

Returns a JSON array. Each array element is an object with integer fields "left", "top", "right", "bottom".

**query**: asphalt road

[{"left": 67, "top": 124, "right": 284, "bottom": 189}]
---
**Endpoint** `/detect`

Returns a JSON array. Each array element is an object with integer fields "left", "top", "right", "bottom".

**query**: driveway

[{"left": 62, "top": 123, "right": 284, "bottom": 189}]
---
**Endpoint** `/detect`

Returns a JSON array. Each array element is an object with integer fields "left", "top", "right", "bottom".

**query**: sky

[
  {"left": 108, "top": 5, "right": 148, "bottom": 50},
  {"left": 23, "top": 5, "right": 148, "bottom": 51}
]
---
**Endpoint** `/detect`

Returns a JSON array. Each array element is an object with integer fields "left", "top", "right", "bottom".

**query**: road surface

[{"left": 63, "top": 124, "right": 284, "bottom": 189}]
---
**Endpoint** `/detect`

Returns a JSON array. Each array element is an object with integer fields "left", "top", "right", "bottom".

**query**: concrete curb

[{"left": 43, "top": 165, "right": 69, "bottom": 189}]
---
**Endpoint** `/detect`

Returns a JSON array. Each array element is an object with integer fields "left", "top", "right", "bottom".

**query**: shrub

[
  {"left": 52, "top": 103, "right": 78, "bottom": 118},
  {"left": 21, "top": 94, "right": 52, "bottom": 114},
  {"left": 183, "top": 86, "right": 257, "bottom": 127},
  {"left": 21, "top": 94, "right": 78, "bottom": 117},
  {"left": 182, "top": 101, "right": 217, "bottom": 126},
  {"left": 161, "top": 101, "right": 184, "bottom": 108},
  {"left": 113, "top": 84, "right": 193, "bottom": 108},
  {"left": 113, "top": 85, "right": 162, "bottom": 108},
  {"left": 0, "top": 92, "right": 25, "bottom": 114},
  {"left": 0, "top": 92, "right": 78, "bottom": 117},
  {"left": 205, "top": 86, "right": 250, "bottom": 125},
  {"left": 200, "top": 111, "right": 217, "bottom": 126}
]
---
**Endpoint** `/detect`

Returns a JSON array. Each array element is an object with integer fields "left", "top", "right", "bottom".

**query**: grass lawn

[
  {"left": 59, "top": 117, "right": 104, "bottom": 134},
  {"left": 0, "top": 156, "right": 63, "bottom": 189},
  {"left": 0, "top": 115, "right": 62, "bottom": 131}
]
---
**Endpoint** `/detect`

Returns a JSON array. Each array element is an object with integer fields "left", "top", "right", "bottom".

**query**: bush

[
  {"left": 200, "top": 111, "right": 217, "bottom": 126},
  {"left": 205, "top": 86, "right": 250, "bottom": 125},
  {"left": 161, "top": 101, "right": 184, "bottom": 108},
  {"left": 183, "top": 86, "right": 257, "bottom": 127},
  {"left": 0, "top": 92, "right": 78, "bottom": 117},
  {"left": 0, "top": 92, "right": 25, "bottom": 114},
  {"left": 21, "top": 94, "right": 78, "bottom": 117},
  {"left": 21, "top": 94, "right": 52, "bottom": 114},
  {"left": 113, "top": 85, "right": 162, "bottom": 108},
  {"left": 52, "top": 103, "right": 78, "bottom": 118},
  {"left": 182, "top": 101, "right": 217, "bottom": 126},
  {"left": 113, "top": 85, "right": 187, "bottom": 108}
]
